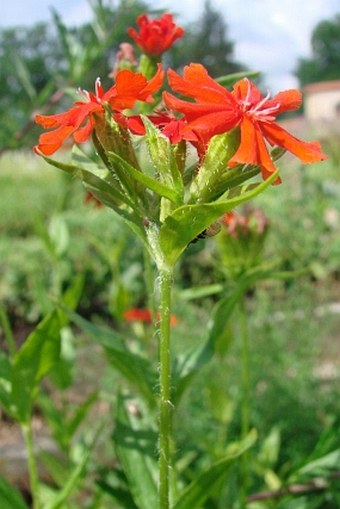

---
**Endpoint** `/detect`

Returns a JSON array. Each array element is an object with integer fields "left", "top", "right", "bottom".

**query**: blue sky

[{"left": 2, "top": 0, "right": 339, "bottom": 92}]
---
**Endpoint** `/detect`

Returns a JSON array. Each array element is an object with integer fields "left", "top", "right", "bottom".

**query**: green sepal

[
  {"left": 216, "top": 70, "right": 261, "bottom": 87},
  {"left": 143, "top": 116, "right": 184, "bottom": 200},
  {"left": 139, "top": 54, "right": 159, "bottom": 81},
  {"left": 172, "top": 429, "right": 257, "bottom": 509},
  {"left": 160, "top": 170, "right": 279, "bottom": 266},
  {"left": 189, "top": 130, "right": 240, "bottom": 203},
  {"left": 93, "top": 110, "right": 140, "bottom": 169}
]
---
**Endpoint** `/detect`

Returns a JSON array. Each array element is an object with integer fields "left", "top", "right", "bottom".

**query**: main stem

[
  {"left": 158, "top": 267, "right": 174, "bottom": 509},
  {"left": 239, "top": 296, "right": 250, "bottom": 507},
  {"left": 22, "top": 421, "right": 41, "bottom": 509}
]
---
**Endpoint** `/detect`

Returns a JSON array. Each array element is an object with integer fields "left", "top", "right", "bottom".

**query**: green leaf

[
  {"left": 11, "top": 311, "right": 62, "bottom": 422},
  {"left": 173, "top": 430, "right": 257, "bottom": 509},
  {"left": 41, "top": 152, "right": 131, "bottom": 208},
  {"left": 0, "top": 352, "right": 14, "bottom": 418},
  {"left": 48, "top": 215, "right": 70, "bottom": 257},
  {"left": 96, "top": 479, "right": 139, "bottom": 509},
  {"left": 216, "top": 70, "right": 261, "bottom": 87},
  {"left": 40, "top": 152, "right": 148, "bottom": 245},
  {"left": 108, "top": 151, "right": 180, "bottom": 204},
  {"left": 0, "top": 475, "right": 29, "bottom": 509},
  {"left": 160, "top": 171, "right": 279, "bottom": 266},
  {"left": 12, "top": 51, "right": 36, "bottom": 101},
  {"left": 0, "top": 306, "right": 16, "bottom": 357},
  {"left": 46, "top": 428, "right": 100, "bottom": 509},
  {"left": 296, "top": 449, "right": 340, "bottom": 479},
  {"left": 62, "top": 308, "right": 157, "bottom": 407},
  {"left": 114, "top": 394, "right": 158, "bottom": 509}
]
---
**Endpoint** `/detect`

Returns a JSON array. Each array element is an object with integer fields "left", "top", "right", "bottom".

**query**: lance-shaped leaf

[
  {"left": 216, "top": 70, "right": 261, "bottom": 87},
  {"left": 46, "top": 427, "right": 101, "bottom": 509},
  {"left": 0, "top": 352, "right": 14, "bottom": 418},
  {"left": 173, "top": 430, "right": 257, "bottom": 509},
  {"left": 40, "top": 152, "right": 148, "bottom": 245},
  {"left": 114, "top": 394, "right": 158, "bottom": 509},
  {"left": 143, "top": 116, "right": 184, "bottom": 199},
  {"left": 11, "top": 310, "right": 62, "bottom": 423},
  {"left": 41, "top": 153, "right": 131, "bottom": 208},
  {"left": 0, "top": 475, "right": 29, "bottom": 509},
  {"left": 160, "top": 171, "right": 279, "bottom": 266}
]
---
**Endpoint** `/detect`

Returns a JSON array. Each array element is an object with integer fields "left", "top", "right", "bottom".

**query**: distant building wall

[{"left": 303, "top": 80, "right": 340, "bottom": 121}]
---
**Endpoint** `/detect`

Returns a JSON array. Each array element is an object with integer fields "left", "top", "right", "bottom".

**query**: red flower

[
  {"left": 123, "top": 307, "right": 178, "bottom": 326},
  {"left": 34, "top": 66, "right": 164, "bottom": 155},
  {"left": 117, "top": 110, "right": 189, "bottom": 144},
  {"left": 163, "top": 64, "right": 327, "bottom": 180},
  {"left": 128, "top": 13, "right": 184, "bottom": 57}
]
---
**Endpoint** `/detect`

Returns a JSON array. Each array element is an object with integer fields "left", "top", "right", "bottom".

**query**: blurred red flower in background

[{"left": 123, "top": 308, "right": 178, "bottom": 326}]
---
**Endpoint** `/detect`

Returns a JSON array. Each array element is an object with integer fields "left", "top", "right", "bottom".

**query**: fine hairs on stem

[{"left": 158, "top": 267, "right": 174, "bottom": 509}]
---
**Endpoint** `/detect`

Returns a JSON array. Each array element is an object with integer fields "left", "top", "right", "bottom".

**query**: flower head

[
  {"left": 128, "top": 13, "right": 184, "bottom": 57},
  {"left": 228, "top": 78, "right": 327, "bottom": 179},
  {"left": 163, "top": 64, "right": 327, "bottom": 180},
  {"left": 34, "top": 66, "right": 164, "bottom": 155}
]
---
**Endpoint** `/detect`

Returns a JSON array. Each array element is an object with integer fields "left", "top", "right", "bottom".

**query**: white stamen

[
  {"left": 95, "top": 77, "right": 102, "bottom": 98},
  {"left": 77, "top": 87, "right": 90, "bottom": 102}
]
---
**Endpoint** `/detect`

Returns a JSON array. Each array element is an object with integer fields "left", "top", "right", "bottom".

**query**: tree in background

[
  {"left": 0, "top": 0, "right": 247, "bottom": 152},
  {"left": 0, "top": 0, "right": 150, "bottom": 152},
  {"left": 295, "top": 13, "right": 340, "bottom": 87},
  {"left": 168, "top": 0, "right": 245, "bottom": 77}
]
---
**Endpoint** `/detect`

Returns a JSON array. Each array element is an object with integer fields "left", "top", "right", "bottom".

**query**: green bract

[{"left": 40, "top": 112, "right": 281, "bottom": 271}]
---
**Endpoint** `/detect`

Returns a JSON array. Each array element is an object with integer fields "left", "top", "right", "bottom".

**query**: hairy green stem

[
  {"left": 144, "top": 248, "right": 157, "bottom": 323},
  {"left": 158, "top": 267, "right": 174, "bottom": 509},
  {"left": 239, "top": 296, "right": 250, "bottom": 507},
  {"left": 22, "top": 422, "right": 41, "bottom": 509}
]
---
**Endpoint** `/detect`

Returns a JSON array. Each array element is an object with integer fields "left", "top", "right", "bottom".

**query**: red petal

[
  {"left": 168, "top": 64, "right": 233, "bottom": 104},
  {"left": 261, "top": 122, "right": 327, "bottom": 163},
  {"left": 73, "top": 120, "right": 93, "bottom": 143},
  {"left": 229, "top": 116, "right": 259, "bottom": 167},
  {"left": 35, "top": 125, "right": 75, "bottom": 155},
  {"left": 232, "top": 78, "right": 263, "bottom": 104},
  {"left": 265, "top": 89, "right": 302, "bottom": 114}
]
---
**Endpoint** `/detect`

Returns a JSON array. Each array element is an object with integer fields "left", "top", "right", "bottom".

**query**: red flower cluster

[
  {"left": 34, "top": 13, "right": 327, "bottom": 184},
  {"left": 34, "top": 66, "right": 163, "bottom": 155},
  {"left": 128, "top": 13, "right": 184, "bottom": 57}
]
